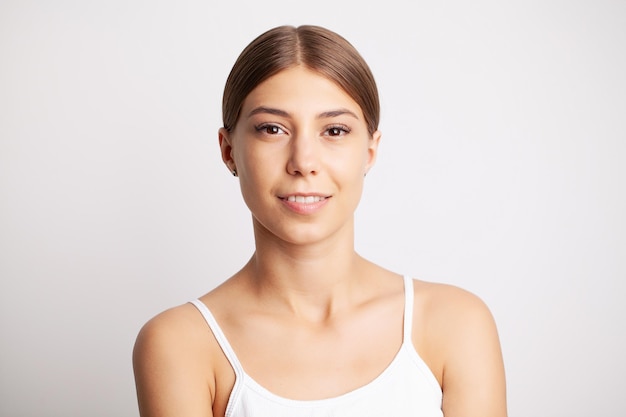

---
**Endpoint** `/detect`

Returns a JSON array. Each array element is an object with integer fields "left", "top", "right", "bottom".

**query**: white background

[{"left": 1, "top": 1, "right": 624, "bottom": 416}]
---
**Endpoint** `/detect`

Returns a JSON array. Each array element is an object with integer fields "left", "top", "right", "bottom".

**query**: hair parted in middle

[{"left": 222, "top": 25, "right": 380, "bottom": 136}]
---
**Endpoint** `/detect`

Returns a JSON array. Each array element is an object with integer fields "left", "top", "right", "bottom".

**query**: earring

[{"left": 231, "top": 168, "right": 238, "bottom": 177}]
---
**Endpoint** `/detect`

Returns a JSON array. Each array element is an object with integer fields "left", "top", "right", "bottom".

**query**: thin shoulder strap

[
  {"left": 403, "top": 275, "right": 415, "bottom": 342},
  {"left": 189, "top": 299, "right": 245, "bottom": 378}
]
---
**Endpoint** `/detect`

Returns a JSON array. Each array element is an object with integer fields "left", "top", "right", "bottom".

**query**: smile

[
  {"left": 279, "top": 194, "right": 331, "bottom": 214},
  {"left": 284, "top": 195, "right": 328, "bottom": 203}
]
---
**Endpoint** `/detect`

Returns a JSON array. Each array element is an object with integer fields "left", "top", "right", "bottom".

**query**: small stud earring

[{"left": 231, "top": 169, "right": 238, "bottom": 177}]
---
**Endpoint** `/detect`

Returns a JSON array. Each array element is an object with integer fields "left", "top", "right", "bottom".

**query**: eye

[
  {"left": 325, "top": 125, "right": 350, "bottom": 138},
  {"left": 255, "top": 124, "right": 285, "bottom": 135}
]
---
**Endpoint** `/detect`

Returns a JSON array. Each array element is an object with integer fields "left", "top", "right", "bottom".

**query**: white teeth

[{"left": 286, "top": 195, "right": 324, "bottom": 203}]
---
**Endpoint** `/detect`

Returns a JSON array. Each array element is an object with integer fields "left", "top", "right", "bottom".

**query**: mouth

[
  {"left": 281, "top": 195, "right": 330, "bottom": 204},
  {"left": 278, "top": 194, "right": 332, "bottom": 214}
]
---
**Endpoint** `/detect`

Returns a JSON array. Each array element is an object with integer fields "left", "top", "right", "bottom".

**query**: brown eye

[
  {"left": 325, "top": 125, "right": 350, "bottom": 137},
  {"left": 255, "top": 124, "right": 285, "bottom": 135},
  {"left": 329, "top": 127, "right": 342, "bottom": 136}
]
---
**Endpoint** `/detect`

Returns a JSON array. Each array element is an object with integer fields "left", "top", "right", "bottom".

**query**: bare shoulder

[
  {"left": 136, "top": 303, "right": 203, "bottom": 339},
  {"left": 132, "top": 303, "right": 220, "bottom": 417},
  {"left": 411, "top": 278, "right": 502, "bottom": 365},
  {"left": 413, "top": 279, "right": 497, "bottom": 329},
  {"left": 411, "top": 279, "right": 507, "bottom": 417}
]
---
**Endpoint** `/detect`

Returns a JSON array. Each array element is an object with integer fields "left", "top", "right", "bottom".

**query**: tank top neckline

[{"left": 189, "top": 275, "right": 419, "bottom": 409}]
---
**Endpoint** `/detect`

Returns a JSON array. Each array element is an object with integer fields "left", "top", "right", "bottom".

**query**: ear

[
  {"left": 218, "top": 127, "right": 236, "bottom": 172},
  {"left": 365, "top": 130, "right": 382, "bottom": 174}
]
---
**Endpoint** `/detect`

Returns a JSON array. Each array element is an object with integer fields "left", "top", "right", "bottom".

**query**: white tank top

[{"left": 190, "top": 275, "right": 443, "bottom": 417}]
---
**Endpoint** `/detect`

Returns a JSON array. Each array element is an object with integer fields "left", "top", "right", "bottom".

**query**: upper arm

[
  {"left": 430, "top": 287, "right": 507, "bottom": 417},
  {"left": 132, "top": 308, "right": 214, "bottom": 417}
]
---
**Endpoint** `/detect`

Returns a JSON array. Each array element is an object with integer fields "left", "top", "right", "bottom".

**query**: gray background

[{"left": 1, "top": 0, "right": 624, "bottom": 416}]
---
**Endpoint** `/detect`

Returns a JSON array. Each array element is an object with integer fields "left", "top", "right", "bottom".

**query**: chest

[
  {"left": 228, "top": 347, "right": 443, "bottom": 417},
  {"left": 230, "top": 311, "right": 403, "bottom": 400}
]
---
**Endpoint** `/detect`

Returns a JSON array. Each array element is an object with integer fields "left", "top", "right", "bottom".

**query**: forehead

[{"left": 240, "top": 66, "right": 363, "bottom": 118}]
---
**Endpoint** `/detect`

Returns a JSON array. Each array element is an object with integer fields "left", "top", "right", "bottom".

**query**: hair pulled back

[{"left": 222, "top": 25, "right": 380, "bottom": 136}]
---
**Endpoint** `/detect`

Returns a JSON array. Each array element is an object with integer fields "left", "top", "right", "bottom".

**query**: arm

[
  {"left": 132, "top": 307, "right": 214, "bottom": 417},
  {"left": 438, "top": 289, "right": 507, "bottom": 417}
]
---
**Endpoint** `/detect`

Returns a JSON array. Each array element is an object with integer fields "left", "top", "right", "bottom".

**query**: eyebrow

[{"left": 247, "top": 106, "right": 360, "bottom": 120}]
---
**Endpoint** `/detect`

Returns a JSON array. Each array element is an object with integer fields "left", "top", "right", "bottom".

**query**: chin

[{"left": 254, "top": 219, "right": 338, "bottom": 246}]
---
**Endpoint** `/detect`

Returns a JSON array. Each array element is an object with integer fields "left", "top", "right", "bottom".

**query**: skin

[{"left": 133, "top": 66, "right": 507, "bottom": 417}]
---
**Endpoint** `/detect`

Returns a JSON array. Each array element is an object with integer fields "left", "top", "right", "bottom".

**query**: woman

[{"left": 133, "top": 25, "right": 507, "bottom": 417}]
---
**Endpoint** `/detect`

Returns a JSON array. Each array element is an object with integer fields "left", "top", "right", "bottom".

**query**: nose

[{"left": 286, "top": 133, "right": 320, "bottom": 176}]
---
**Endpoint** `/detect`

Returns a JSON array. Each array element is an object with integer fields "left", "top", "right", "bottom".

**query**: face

[{"left": 219, "top": 66, "right": 381, "bottom": 246}]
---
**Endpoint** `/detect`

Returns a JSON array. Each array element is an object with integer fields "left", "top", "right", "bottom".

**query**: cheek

[
  {"left": 237, "top": 143, "right": 276, "bottom": 177},
  {"left": 339, "top": 144, "right": 370, "bottom": 172},
  {"left": 236, "top": 145, "right": 285, "bottom": 209},
  {"left": 330, "top": 148, "right": 369, "bottom": 186}
]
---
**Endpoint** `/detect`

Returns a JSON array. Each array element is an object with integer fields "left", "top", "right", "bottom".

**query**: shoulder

[
  {"left": 412, "top": 279, "right": 496, "bottom": 330},
  {"left": 132, "top": 303, "right": 223, "bottom": 416},
  {"left": 133, "top": 303, "right": 212, "bottom": 362},
  {"left": 411, "top": 279, "right": 507, "bottom": 416},
  {"left": 132, "top": 302, "right": 216, "bottom": 384},
  {"left": 410, "top": 279, "right": 501, "bottom": 377}
]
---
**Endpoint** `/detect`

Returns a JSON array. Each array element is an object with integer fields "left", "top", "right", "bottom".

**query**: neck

[{"left": 241, "top": 217, "right": 368, "bottom": 321}]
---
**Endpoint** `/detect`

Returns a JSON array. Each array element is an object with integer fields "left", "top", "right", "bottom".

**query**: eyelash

[
  {"left": 325, "top": 125, "right": 351, "bottom": 137},
  {"left": 254, "top": 123, "right": 351, "bottom": 138},
  {"left": 255, "top": 124, "right": 285, "bottom": 135}
]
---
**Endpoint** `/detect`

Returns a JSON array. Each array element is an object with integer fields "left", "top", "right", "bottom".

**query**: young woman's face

[{"left": 219, "top": 66, "right": 380, "bottom": 246}]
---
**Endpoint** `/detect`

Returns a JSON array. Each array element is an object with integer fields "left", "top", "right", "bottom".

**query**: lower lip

[{"left": 280, "top": 197, "right": 330, "bottom": 215}]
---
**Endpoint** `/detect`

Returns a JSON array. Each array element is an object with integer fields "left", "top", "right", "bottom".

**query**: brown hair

[{"left": 222, "top": 25, "right": 380, "bottom": 136}]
